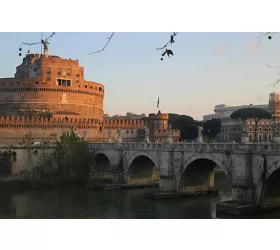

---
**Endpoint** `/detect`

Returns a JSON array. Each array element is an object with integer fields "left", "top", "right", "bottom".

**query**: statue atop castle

[{"left": 41, "top": 39, "right": 49, "bottom": 56}]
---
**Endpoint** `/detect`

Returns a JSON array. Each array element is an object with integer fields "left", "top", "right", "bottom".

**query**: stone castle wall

[
  {"left": 2, "top": 54, "right": 105, "bottom": 121},
  {"left": 0, "top": 115, "right": 145, "bottom": 144},
  {"left": 0, "top": 78, "right": 104, "bottom": 121}
]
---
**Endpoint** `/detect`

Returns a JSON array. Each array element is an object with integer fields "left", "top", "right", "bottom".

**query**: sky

[{"left": 0, "top": 32, "right": 279, "bottom": 120}]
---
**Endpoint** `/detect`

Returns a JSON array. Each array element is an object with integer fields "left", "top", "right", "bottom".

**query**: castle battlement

[
  {"left": 103, "top": 118, "right": 145, "bottom": 130},
  {"left": 149, "top": 112, "right": 169, "bottom": 120},
  {"left": 0, "top": 115, "right": 101, "bottom": 129}
]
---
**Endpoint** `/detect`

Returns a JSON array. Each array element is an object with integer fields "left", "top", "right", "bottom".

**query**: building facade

[{"left": 204, "top": 93, "right": 280, "bottom": 142}]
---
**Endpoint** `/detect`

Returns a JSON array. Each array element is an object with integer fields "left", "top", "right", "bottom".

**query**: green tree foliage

[
  {"left": 231, "top": 108, "right": 272, "bottom": 141},
  {"left": 54, "top": 130, "right": 93, "bottom": 178},
  {"left": 168, "top": 113, "right": 198, "bottom": 141},
  {"left": 18, "top": 131, "right": 33, "bottom": 146},
  {"left": 202, "top": 119, "right": 221, "bottom": 140}
]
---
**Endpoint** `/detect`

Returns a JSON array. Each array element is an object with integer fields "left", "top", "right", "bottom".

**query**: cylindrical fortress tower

[{"left": 0, "top": 53, "right": 104, "bottom": 122}]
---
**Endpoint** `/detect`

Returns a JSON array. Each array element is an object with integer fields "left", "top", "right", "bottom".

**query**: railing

[
  {"left": 4, "top": 141, "right": 280, "bottom": 153},
  {"left": 88, "top": 141, "right": 280, "bottom": 153}
]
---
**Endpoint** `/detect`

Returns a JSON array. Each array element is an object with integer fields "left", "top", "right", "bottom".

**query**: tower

[
  {"left": 148, "top": 111, "right": 169, "bottom": 136},
  {"left": 269, "top": 92, "right": 280, "bottom": 118}
]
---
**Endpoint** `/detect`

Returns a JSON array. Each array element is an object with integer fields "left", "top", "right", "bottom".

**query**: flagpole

[{"left": 157, "top": 97, "right": 160, "bottom": 113}]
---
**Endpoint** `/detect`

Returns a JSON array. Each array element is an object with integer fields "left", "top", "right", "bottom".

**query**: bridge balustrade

[{"left": 87, "top": 142, "right": 280, "bottom": 154}]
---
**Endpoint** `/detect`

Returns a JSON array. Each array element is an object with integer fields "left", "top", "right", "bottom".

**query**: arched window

[{"left": 259, "top": 134, "right": 262, "bottom": 141}]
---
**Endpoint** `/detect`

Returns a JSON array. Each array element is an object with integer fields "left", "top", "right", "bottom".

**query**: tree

[
  {"left": 231, "top": 108, "right": 272, "bottom": 141},
  {"left": 202, "top": 118, "right": 221, "bottom": 140},
  {"left": 54, "top": 130, "right": 93, "bottom": 178},
  {"left": 168, "top": 113, "right": 198, "bottom": 141}
]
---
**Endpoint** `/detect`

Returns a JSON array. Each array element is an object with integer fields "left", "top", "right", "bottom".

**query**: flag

[{"left": 157, "top": 97, "right": 159, "bottom": 108}]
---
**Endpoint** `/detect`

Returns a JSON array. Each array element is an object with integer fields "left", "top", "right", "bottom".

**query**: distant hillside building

[{"left": 203, "top": 93, "right": 279, "bottom": 142}]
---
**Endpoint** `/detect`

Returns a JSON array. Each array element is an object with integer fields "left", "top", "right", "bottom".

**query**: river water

[{"left": 1, "top": 175, "right": 280, "bottom": 219}]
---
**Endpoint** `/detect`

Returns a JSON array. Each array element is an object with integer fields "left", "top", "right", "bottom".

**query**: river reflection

[
  {"left": 1, "top": 174, "right": 280, "bottom": 218},
  {"left": 0, "top": 187, "right": 217, "bottom": 219}
]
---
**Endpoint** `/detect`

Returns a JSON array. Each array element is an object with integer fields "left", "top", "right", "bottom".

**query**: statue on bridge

[
  {"left": 198, "top": 126, "right": 203, "bottom": 137},
  {"left": 144, "top": 126, "right": 150, "bottom": 143},
  {"left": 241, "top": 120, "right": 248, "bottom": 136},
  {"left": 108, "top": 130, "right": 112, "bottom": 143},
  {"left": 117, "top": 128, "right": 122, "bottom": 143},
  {"left": 166, "top": 124, "right": 173, "bottom": 144},
  {"left": 197, "top": 126, "right": 203, "bottom": 143}
]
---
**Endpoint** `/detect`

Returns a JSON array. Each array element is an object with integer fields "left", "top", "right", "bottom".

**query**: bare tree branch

[
  {"left": 266, "top": 78, "right": 280, "bottom": 87},
  {"left": 157, "top": 32, "right": 178, "bottom": 50},
  {"left": 265, "top": 63, "right": 280, "bottom": 87},
  {"left": 87, "top": 32, "right": 115, "bottom": 55},
  {"left": 20, "top": 32, "right": 55, "bottom": 47},
  {"left": 265, "top": 63, "right": 280, "bottom": 73},
  {"left": 257, "top": 32, "right": 277, "bottom": 46},
  {"left": 157, "top": 32, "right": 178, "bottom": 61},
  {"left": 19, "top": 32, "right": 56, "bottom": 55}
]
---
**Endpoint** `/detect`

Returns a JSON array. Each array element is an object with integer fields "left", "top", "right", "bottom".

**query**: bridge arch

[
  {"left": 179, "top": 154, "right": 231, "bottom": 194},
  {"left": 93, "top": 151, "right": 113, "bottom": 166},
  {"left": 260, "top": 159, "right": 280, "bottom": 205},
  {"left": 125, "top": 152, "right": 159, "bottom": 185},
  {"left": 126, "top": 152, "right": 159, "bottom": 175},
  {"left": 91, "top": 151, "right": 113, "bottom": 177}
]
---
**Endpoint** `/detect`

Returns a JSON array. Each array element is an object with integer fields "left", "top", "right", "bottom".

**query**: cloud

[{"left": 213, "top": 44, "right": 231, "bottom": 54}]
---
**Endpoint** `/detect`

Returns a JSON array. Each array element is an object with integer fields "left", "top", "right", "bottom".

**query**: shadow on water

[{"left": 1, "top": 171, "right": 280, "bottom": 218}]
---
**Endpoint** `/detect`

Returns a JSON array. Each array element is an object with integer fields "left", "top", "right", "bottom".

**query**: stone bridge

[{"left": 89, "top": 142, "right": 280, "bottom": 205}]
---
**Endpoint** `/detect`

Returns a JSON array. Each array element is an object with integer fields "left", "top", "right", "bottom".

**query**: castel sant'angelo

[{"left": 0, "top": 41, "right": 180, "bottom": 145}]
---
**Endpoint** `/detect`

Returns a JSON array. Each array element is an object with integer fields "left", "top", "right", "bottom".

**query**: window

[
  {"left": 85, "top": 85, "right": 87, "bottom": 88},
  {"left": 67, "top": 71, "right": 70, "bottom": 76},
  {"left": 57, "top": 78, "right": 71, "bottom": 86},
  {"left": 47, "top": 67, "right": 51, "bottom": 73},
  {"left": 58, "top": 68, "right": 61, "bottom": 75},
  {"left": 259, "top": 127, "right": 262, "bottom": 132},
  {"left": 99, "top": 87, "right": 102, "bottom": 91},
  {"left": 269, "top": 134, "right": 272, "bottom": 141},
  {"left": 249, "top": 127, "right": 252, "bottom": 131},
  {"left": 76, "top": 71, "right": 79, "bottom": 76}
]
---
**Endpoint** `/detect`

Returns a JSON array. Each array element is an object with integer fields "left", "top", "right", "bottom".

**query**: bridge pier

[{"left": 159, "top": 175, "right": 176, "bottom": 192}]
